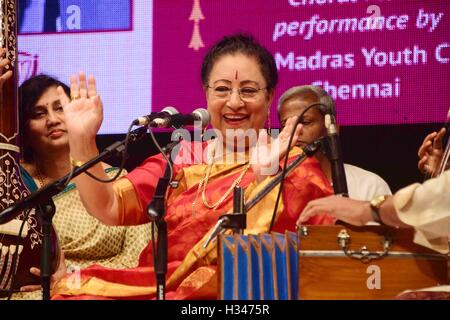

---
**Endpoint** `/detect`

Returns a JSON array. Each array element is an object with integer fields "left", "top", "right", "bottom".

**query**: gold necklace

[
  {"left": 192, "top": 149, "right": 251, "bottom": 216},
  {"left": 35, "top": 165, "right": 47, "bottom": 188}
]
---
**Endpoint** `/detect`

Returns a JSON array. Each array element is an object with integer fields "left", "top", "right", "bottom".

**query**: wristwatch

[{"left": 369, "top": 195, "right": 388, "bottom": 225}]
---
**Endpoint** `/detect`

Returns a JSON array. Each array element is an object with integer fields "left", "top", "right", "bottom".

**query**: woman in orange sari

[{"left": 52, "top": 34, "right": 335, "bottom": 299}]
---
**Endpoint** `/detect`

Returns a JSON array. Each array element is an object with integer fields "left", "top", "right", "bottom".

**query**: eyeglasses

[{"left": 207, "top": 84, "right": 266, "bottom": 101}]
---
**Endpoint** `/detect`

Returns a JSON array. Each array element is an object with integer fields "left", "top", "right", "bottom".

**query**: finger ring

[{"left": 71, "top": 93, "right": 81, "bottom": 100}]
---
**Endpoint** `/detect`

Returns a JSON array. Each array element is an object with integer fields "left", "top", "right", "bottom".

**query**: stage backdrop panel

[
  {"left": 18, "top": 0, "right": 151, "bottom": 134},
  {"left": 18, "top": 0, "right": 450, "bottom": 134}
]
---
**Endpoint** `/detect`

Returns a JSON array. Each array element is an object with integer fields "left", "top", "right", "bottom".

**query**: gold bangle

[{"left": 70, "top": 156, "right": 85, "bottom": 168}]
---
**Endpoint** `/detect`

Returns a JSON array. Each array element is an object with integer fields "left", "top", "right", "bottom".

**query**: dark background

[{"left": 96, "top": 123, "right": 444, "bottom": 194}]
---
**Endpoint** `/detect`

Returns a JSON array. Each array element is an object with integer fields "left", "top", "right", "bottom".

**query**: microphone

[
  {"left": 324, "top": 110, "right": 349, "bottom": 197},
  {"left": 132, "top": 106, "right": 178, "bottom": 126},
  {"left": 441, "top": 108, "right": 450, "bottom": 147},
  {"left": 150, "top": 108, "right": 210, "bottom": 129}
]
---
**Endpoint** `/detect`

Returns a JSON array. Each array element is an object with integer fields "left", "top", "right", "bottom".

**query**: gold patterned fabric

[{"left": 10, "top": 167, "right": 151, "bottom": 300}]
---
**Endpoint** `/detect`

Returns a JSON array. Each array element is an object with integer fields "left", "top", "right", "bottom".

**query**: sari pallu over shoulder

[{"left": 52, "top": 144, "right": 334, "bottom": 299}]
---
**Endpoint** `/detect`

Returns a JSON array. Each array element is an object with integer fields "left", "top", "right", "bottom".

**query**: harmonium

[{"left": 218, "top": 224, "right": 449, "bottom": 300}]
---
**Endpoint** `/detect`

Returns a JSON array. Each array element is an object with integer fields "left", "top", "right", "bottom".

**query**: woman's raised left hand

[{"left": 250, "top": 116, "right": 302, "bottom": 182}]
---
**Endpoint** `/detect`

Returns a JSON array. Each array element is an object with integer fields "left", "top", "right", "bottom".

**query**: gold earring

[{"left": 266, "top": 107, "right": 272, "bottom": 136}]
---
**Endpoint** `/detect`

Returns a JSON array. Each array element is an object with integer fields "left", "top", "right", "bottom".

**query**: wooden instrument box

[{"left": 298, "top": 224, "right": 449, "bottom": 300}]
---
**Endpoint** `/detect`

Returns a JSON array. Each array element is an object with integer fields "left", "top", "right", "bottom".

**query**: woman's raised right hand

[
  {"left": 58, "top": 72, "right": 103, "bottom": 158},
  {"left": 418, "top": 128, "right": 445, "bottom": 177}
]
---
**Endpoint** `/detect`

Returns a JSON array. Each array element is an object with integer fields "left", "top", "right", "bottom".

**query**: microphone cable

[
  {"left": 268, "top": 103, "right": 328, "bottom": 232},
  {"left": 68, "top": 122, "right": 137, "bottom": 184}
]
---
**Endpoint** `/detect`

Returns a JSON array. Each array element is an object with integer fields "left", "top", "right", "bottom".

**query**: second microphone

[{"left": 134, "top": 107, "right": 210, "bottom": 129}]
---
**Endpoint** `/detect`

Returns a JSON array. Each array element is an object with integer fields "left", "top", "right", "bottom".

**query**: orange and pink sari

[{"left": 52, "top": 144, "right": 334, "bottom": 299}]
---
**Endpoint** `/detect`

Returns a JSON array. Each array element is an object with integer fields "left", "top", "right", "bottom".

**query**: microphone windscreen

[
  {"left": 192, "top": 108, "right": 210, "bottom": 128},
  {"left": 162, "top": 106, "right": 178, "bottom": 116}
]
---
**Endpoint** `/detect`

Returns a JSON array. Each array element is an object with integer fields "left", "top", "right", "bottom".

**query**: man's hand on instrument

[
  {"left": 418, "top": 128, "right": 445, "bottom": 177},
  {"left": 297, "top": 195, "right": 372, "bottom": 227}
]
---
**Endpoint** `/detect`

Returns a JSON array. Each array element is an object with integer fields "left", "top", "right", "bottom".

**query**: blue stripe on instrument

[
  {"left": 236, "top": 236, "right": 250, "bottom": 300},
  {"left": 260, "top": 234, "right": 275, "bottom": 300},
  {"left": 220, "top": 236, "right": 235, "bottom": 299},
  {"left": 219, "top": 232, "right": 298, "bottom": 300},
  {"left": 274, "top": 234, "right": 288, "bottom": 300},
  {"left": 249, "top": 235, "right": 261, "bottom": 300},
  {"left": 287, "top": 231, "right": 299, "bottom": 300}
]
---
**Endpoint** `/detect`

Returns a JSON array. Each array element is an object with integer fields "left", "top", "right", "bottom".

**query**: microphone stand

[
  {"left": 203, "top": 186, "right": 247, "bottom": 249},
  {"left": 246, "top": 138, "right": 323, "bottom": 211},
  {"left": 203, "top": 139, "right": 323, "bottom": 248},
  {"left": 146, "top": 139, "right": 181, "bottom": 301},
  {"left": 324, "top": 114, "right": 349, "bottom": 197},
  {"left": 38, "top": 200, "right": 56, "bottom": 300},
  {"left": 0, "top": 127, "right": 147, "bottom": 300}
]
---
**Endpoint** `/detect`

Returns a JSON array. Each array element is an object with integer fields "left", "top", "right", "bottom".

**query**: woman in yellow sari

[
  {"left": 53, "top": 34, "right": 335, "bottom": 299},
  {"left": 13, "top": 75, "right": 151, "bottom": 299}
]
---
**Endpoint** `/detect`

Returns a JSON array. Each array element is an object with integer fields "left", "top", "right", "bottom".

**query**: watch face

[
  {"left": 372, "top": 195, "right": 386, "bottom": 208},
  {"left": 370, "top": 196, "right": 388, "bottom": 225}
]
